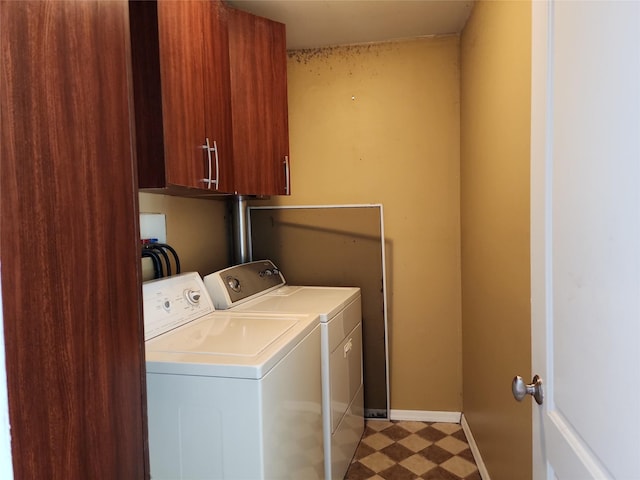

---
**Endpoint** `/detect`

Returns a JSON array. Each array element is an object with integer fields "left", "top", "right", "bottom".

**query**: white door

[{"left": 530, "top": 1, "right": 640, "bottom": 479}]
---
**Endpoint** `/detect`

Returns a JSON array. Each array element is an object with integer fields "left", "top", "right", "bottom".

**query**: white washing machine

[
  {"left": 203, "top": 260, "right": 364, "bottom": 480},
  {"left": 143, "top": 272, "right": 324, "bottom": 480}
]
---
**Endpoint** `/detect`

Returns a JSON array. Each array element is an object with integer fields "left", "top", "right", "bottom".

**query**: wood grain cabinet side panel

[{"left": 1, "top": 1, "right": 148, "bottom": 478}]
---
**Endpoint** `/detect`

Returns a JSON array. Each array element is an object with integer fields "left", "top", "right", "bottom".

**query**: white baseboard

[
  {"left": 389, "top": 409, "right": 462, "bottom": 423},
  {"left": 461, "top": 414, "right": 491, "bottom": 480}
]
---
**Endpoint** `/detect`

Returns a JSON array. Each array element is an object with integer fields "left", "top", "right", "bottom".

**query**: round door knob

[{"left": 512, "top": 374, "right": 544, "bottom": 405}]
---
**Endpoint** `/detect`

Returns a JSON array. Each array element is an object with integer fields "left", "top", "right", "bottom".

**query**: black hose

[
  {"left": 146, "top": 245, "right": 172, "bottom": 277},
  {"left": 142, "top": 250, "right": 163, "bottom": 278},
  {"left": 154, "top": 243, "right": 181, "bottom": 274}
]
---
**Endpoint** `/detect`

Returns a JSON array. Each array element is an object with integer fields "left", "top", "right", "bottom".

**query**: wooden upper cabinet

[
  {"left": 130, "top": 0, "right": 234, "bottom": 194},
  {"left": 227, "top": 7, "right": 291, "bottom": 196},
  {"left": 130, "top": 1, "right": 291, "bottom": 197}
]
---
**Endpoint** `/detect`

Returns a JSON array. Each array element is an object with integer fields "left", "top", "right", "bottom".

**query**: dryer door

[{"left": 330, "top": 322, "right": 363, "bottom": 432}]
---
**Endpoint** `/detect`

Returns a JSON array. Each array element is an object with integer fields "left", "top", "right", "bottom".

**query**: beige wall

[
  {"left": 460, "top": 2, "right": 532, "bottom": 479},
  {"left": 256, "top": 37, "right": 463, "bottom": 411},
  {"left": 138, "top": 193, "right": 230, "bottom": 276}
]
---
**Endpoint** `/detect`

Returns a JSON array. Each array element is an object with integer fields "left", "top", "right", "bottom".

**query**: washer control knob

[
  {"left": 162, "top": 299, "right": 171, "bottom": 312},
  {"left": 184, "top": 289, "right": 201, "bottom": 305}
]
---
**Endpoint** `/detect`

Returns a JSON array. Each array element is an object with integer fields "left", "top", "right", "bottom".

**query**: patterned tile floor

[{"left": 345, "top": 420, "right": 481, "bottom": 480}]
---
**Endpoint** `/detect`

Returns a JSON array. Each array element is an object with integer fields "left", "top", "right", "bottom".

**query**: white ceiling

[{"left": 225, "top": 0, "right": 475, "bottom": 50}]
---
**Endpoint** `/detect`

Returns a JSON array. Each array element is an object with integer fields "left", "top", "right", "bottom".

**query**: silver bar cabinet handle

[
  {"left": 212, "top": 140, "right": 219, "bottom": 191},
  {"left": 201, "top": 138, "right": 220, "bottom": 190},
  {"left": 201, "top": 137, "right": 213, "bottom": 189},
  {"left": 284, "top": 155, "right": 290, "bottom": 195}
]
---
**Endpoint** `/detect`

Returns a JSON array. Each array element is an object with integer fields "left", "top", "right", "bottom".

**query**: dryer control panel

[
  {"left": 143, "top": 272, "right": 215, "bottom": 341},
  {"left": 204, "top": 260, "right": 286, "bottom": 309}
]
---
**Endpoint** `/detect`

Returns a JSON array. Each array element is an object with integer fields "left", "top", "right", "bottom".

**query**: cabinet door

[
  {"left": 157, "top": 0, "right": 209, "bottom": 189},
  {"left": 228, "top": 8, "right": 290, "bottom": 196},
  {"left": 131, "top": 0, "right": 233, "bottom": 193},
  {"left": 202, "top": 1, "right": 234, "bottom": 194},
  {"left": 0, "top": 1, "right": 147, "bottom": 478}
]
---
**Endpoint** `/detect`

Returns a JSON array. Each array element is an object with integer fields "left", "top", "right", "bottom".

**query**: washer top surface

[
  {"left": 148, "top": 313, "right": 297, "bottom": 356},
  {"left": 146, "top": 310, "right": 318, "bottom": 379},
  {"left": 232, "top": 285, "right": 360, "bottom": 322}
]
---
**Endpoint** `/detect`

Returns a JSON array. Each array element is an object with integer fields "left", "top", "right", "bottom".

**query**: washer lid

[
  {"left": 233, "top": 286, "right": 361, "bottom": 321},
  {"left": 145, "top": 311, "right": 318, "bottom": 379},
  {"left": 148, "top": 315, "right": 297, "bottom": 356}
]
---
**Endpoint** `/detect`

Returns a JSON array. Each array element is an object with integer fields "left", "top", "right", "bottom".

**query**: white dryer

[
  {"left": 143, "top": 272, "right": 324, "bottom": 480},
  {"left": 204, "top": 260, "right": 364, "bottom": 480}
]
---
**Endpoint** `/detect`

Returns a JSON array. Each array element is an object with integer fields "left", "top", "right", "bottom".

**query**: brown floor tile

[
  {"left": 381, "top": 424, "right": 413, "bottom": 441},
  {"left": 464, "top": 471, "right": 483, "bottom": 480},
  {"left": 421, "top": 466, "right": 463, "bottom": 480},
  {"left": 364, "top": 425, "right": 380, "bottom": 436},
  {"left": 354, "top": 442, "right": 377, "bottom": 460},
  {"left": 416, "top": 426, "right": 448, "bottom": 443},
  {"left": 457, "top": 448, "right": 476, "bottom": 464},
  {"left": 451, "top": 429, "right": 468, "bottom": 442},
  {"left": 345, "top": 461, "right": 376, "bottom": 480},
  {"left": 420, "top": 444, "right": 454, "bottom": 465},
  {"left": 378, "top": 463, "right": 418, "bottom": 480},
  {"left": 381, "top": 443, "right": 415, "bottom": 463}
]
